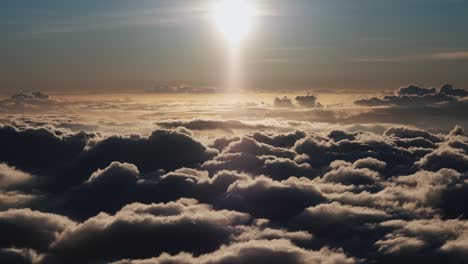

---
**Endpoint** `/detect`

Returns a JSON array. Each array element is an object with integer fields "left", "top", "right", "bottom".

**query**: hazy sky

[{"left": 2, "top": 0, "right": 468, "bottom": 92}]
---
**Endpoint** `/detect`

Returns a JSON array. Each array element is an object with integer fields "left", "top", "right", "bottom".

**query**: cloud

[
  {"left": 439, "top": 84, "right": 468, "bottom": 97},
  {"left": 0, "top": 163, "right": 32, "bottom": 189},
  {"left": 0, "top": 113, "right": 467, "bottom": 263},
  {"left": 146, "top": 84, "right": 219, "bottom": 94},
  {"left": 261, "top": 156, "right": 315, "bottom": 181},
  {"left": 0, "top": 192, "right": 36, "bottom": 210},
  {"left": 293, "top": 130, "right": 418, "bottom": 176},
  {"left": 274, "top": 96, "right": 294, "bottom": 108},
  {"left": 220, "top": 176, "right": 325, "bottom": 221},
  {"left": 355, "top": 51, "right": 468, "bottom": 63},
  {"left": 417, "top": 146, "right": 468, "bottom": 173},
  {"left": 112, "top": 239, "right": 355, "bottom": 264},
  {"left": 56, "top": 162, "right": 140, "bottom": 219},
  {"left": 0, "top": 209, "right": 75, "bottom": 252},
  {"left": 54, "top": 129, "right": 216, "bottom": 191},
  {"left": 432, "top": 51, "right": 468, "bottom": 61},
  {"left": 354, "top": 84, "right": 467, "bottom": 109},
  {"left": 47, "top": 199, "right": 253, "bottom": 262},
  {"left": 322, "top": 161, "right": 382, "bottom": 186},
  {"left": 251, "top": 130, "right": 307, "bottom": 148},
  {"left": 384, "top": 127, "right": 443, "bottom": 143},
  {"left": 375, "top": 218, "right": 468, "bottom": 263},
  {"left": 294, "top": 202, "right": 389, "bottom": 237},
  {"left": 157, "top": 119, "right": 273, "bottom": 131},
  {"left": 209, "top": 136, "right": 241, "bottom": 151},
  {"left": 224, "top": 137, "right": 297, "bottom": 159},
  {"left": 0, "top": 125, "right": 91, "bottom": 174},
  {"left": 295, "top": 95, "right": 321, "bottom": 108},
  {"left": 394, "top": 169, "right": 468, "bottom": 218},
  {"left": 0, "top": 248, "right": 42, "bottom": 264},
  {"left": 396, "top": 85, "right": 437, "bottom": 96}
]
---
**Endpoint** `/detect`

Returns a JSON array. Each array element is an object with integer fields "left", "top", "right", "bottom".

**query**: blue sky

[{"left": 2, "top": 0, "right": 468, "bottom": 91}]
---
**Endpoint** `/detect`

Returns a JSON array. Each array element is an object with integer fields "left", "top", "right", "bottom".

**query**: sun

[{"left": 213, "top": 0, "right": 253, "bottom": 46}]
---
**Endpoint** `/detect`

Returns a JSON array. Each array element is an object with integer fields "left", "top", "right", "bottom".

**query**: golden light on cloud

[{"left": 213, "top": 0, "right": 253, "bottom": 46}]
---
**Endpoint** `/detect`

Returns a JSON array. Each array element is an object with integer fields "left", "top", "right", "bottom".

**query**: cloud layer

[{"left": 0, "top": 85, "right": 467, "bottom": 263}]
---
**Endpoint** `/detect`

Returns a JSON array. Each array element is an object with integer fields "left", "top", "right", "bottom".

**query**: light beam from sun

[{"left": 213, "top": 0, "right": 255, "bottom": 93}]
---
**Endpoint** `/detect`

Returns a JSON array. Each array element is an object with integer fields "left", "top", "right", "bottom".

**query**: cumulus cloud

[
  {"left": 0, "top": 125, "right": 91, "bottom": 174},
  {"left": 0, "top": 163, "right": 32, "bottom": 189},
  {"left": 46, "top": 199, "right": 250, "bottom": 262},
  {"left": 112, "top": 239, "right": 355, "bottom": 264},
  {"left": 0, "top": 110, "right": 467, "bottom": 264},
  {"left": 417, "top": 146, "right": 468, "bottom": 173},
  {"left": 439, "top": 84, "right": 468, "bottom": 97},
  {"left": 274, "top": 96, "right": 294, "bottom": 108},
  {"left": 220, "top": 176, "right": 325, "bottom": 221},
  {"left": 295, "top": 95, "right": 321, "bottom": 108},
  {"left": 0, "top": 248, "right": 42, "bottom": 264},
  {"left": 0, "top": 209, "right": 75, "bottom": 251},
  {"left": 375, "top": 219, "right": 468, "bottom": 263},
  {"left": 251, "top": 130, "right": 306, "bottom": 148},
  {"left": 322, "top": 161, "right": 382, "bottom": 185}
]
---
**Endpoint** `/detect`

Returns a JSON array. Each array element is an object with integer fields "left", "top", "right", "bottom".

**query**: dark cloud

[
  {"left": 0, "top": 248, "right": 41, "bottom": 264},
  {"left": 209, "top": 136, "right": 241, "bottom": 151},
  {"left": 0, "top": 91, "right": 60, "bottom": 113},
  {"left": 55, "top": 129, "right": 216, "bottom": 191},
  {"left": 0, "top": 209, "right": 75, "bottom": 252},
  {"left": 220, "top": 176, "right": 326, "bottom": 221},
  {"left": 350, "top": 85, "right": 468, "bottom": 131},
  {"left": 10, "top": 91, "right": 50, "bottom": 101},
  {"left": 295, "top": 95, "right": 321, "bottom": 108},
  {"left": 327, "top": 130, "right": 356, "bottom": 142},
  {"left": 260, "top": 156, "right": 315, "bottom": 181},
  {"left": 396, "top": 85, "right": 437, "bottom": 96},
  {"left": 0, "top": 125, "right": 90, "bottom": 174},
  {"left": 274, "top": 96, "right": 294, "bottom": 108},
  {"left": 225, "top": 137, "right": 297, "bottom": 159},
  {"left": 294, "top": 131, "right": 418, "bottom": 177},
  {"left": 354, "top": 84, "right": 467, "bottom": 107},
  {"left": 251, "top": 130, "right": 307, "bottom": 148},
  {"left": 439, "top": 84, "right": 468, "bottom": 97},
  {"left": 355, "top": 93, "right": 456, "bottom": 107},
  {"left": 157, "top": 119, "right": 272, "bottom": 131},
  {"left": 384, "top": 127, "right": 442, "bottom": 143},
  {"left": 56, "top": 162, "right": 140, "bottom": 220},
  {"left": 293, "top": 202, "right": 389, "bottom": 245},
  {"left": 346, "top": 101, "right": 468, "bottom": 131}
]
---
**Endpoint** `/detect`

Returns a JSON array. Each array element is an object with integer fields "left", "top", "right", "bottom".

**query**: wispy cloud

[
  {"left": 432, "top": 51, "right": 468, "bottom": 60},
  {"left": 355, "top": 51, "right": 468, "bottom": 63}
]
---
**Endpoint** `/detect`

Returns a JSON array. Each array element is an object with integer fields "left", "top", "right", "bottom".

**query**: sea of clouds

[{"left": 0, "top": 84, "right": 467, "bottom": 263}]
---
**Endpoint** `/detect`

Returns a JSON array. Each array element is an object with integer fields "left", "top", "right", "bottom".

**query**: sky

[
  {"left": 1, "top": 1, "right": 468, "bottom": 264},
  {"left": 2, "top": 0, "right": 468, "bottom": 92}
]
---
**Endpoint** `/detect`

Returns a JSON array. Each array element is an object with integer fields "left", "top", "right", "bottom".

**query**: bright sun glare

[{"left": 214, "top": 0, "right": 253, "bottom": 46}]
